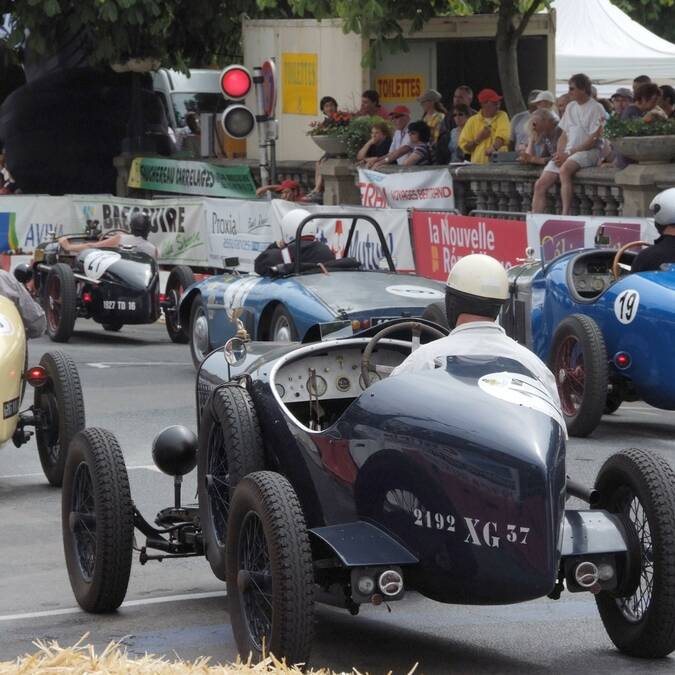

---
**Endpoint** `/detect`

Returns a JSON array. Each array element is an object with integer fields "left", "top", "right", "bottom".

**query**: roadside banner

[
  {"left": 0, "top": 195, "right": 72, "bottom": 253},
  {"left": 411, "top": 211, "right": 527, "bottom": 280},
  {"left": 127, "top": 157, "right": 257, "bottom": 199},
  {"left": 358, "top": 168, "right": 454, "bottom": 211},
  {"left": 526, "top": 214, "right": 659, "bottom": 260},
  {"left": 70, "top": 195, "right": 208, "bottom": 266}
]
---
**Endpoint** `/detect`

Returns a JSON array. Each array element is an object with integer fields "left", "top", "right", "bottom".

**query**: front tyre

[
  {"left": 595, "top": 449, "right": 675, "bottom": 658},
  {"left": 197, "top": 385, "right": 265, "bottom": 580},
  {"left": 62, "top": 428, "right": 134, "bottom": 612},
  {"left": 227, "top": 471, "right": 314, "bottom": 665},
  {"left": 549, "top": 314, "right": 607, "bottom": 437},
  {"left": 165, "top": 265, "right": 194, "bottom": 343},
  {"left": 44, "top": 262, "right": 77, "bottom": 342},
  {"left": 34, "top": 351, "right": 85, "bottom": 486}
]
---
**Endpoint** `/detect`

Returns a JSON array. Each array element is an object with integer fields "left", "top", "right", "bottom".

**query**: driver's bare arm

[{"left": 58, "top": 234, "right": 122, "bottom": 253}]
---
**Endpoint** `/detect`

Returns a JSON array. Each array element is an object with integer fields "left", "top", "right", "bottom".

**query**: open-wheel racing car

[
  {"left": 17, "top": 225, "right": 194, "bottom": 343},
  {"left": 178, "top": 213, "right": 446, "bottom": 368},
  {"left": 61, "top": 318, "right": 675, "bottom": 666},
  {"left": 501, "top": 222, "right": 674, "bottom": 437},
  {"left": 1, "top": 295, "right": 85, "bottom": 486}
]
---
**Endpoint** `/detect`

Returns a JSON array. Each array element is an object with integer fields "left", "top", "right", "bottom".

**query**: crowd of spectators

[{"left": 310, "top": 72, "right": 674, "bottom": 213}]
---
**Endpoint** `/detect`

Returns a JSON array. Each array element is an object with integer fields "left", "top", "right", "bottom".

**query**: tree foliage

[
  {"left": 0, "top": 0, "right": 294, "bottom": 70},
  {"left": 613, "top": 0, "right": 675, "bottom": 44}
]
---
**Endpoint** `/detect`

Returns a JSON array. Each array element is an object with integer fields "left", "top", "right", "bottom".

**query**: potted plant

[
  {"left": 307, "top": 113, "right": 390, "bottom": 160},
  {"left": 605, "top": 116, "right": 675, "bottom": 164}
]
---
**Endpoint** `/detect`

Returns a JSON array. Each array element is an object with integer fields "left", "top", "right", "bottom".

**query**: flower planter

[
  {"left": 612, "top": 135, "right": 675, "bottom": 164},
  {"left": 311, "top": 135, "right": 349, "bottom": 157}
]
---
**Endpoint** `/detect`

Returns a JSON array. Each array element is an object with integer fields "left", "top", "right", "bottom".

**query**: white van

[{"left": 152, "top": 68, "right": 224, "bottom": 131}]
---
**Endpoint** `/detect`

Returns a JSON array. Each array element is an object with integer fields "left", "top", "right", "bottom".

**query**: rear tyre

[
  {"left": 549, "top": 314, "right": 607, "bottom": 437},
  {"left": 421, "top": 301, "right": 449, "bottom": 329},
  {"left": 269, "top": 305, "right": 298, "bottom": 342},
  {"left": 198, "top": 385, "right": 265, "bottom": 581},
  {"left": 102, "top": 322, "right": 123, "bottom": 332},
  {"left": 34, "top": 351, "right": 86, "bottom": 486},
  {"left": 189, "top": 295, "right": 211, "bottom": 369},
  {"left": 62, "top": 428, "right": 134, "bottom": 612},
  {"left": 594, "top": 449, "right": 675, "bottom": 658},
  {"left": 165, "top": 265, "right": 194, "bottom": 343},
  {"left": 44, "top": 263, "right": 77, "bottom": 342},
  {"left": 227, "top": 471, "right": 314, "bottom": 665}
]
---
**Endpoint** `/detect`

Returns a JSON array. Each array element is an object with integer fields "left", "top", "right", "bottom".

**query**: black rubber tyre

[
  {"left": 44, "top": 263, "right": 77, "bottom": 342},
  {"left": 62, "top": 427, "right": 134, "bottom": 612},
  {"left": 269, "top": 305, "right": 298, "bottom": 342},
  {"left": 548, "top": 314, "right": 608, "bottom": 437},
  {"left": 34, "top": 351, "right": 86, "bottom": 487},
  {"left": 102, "top": 322, "right": 123, "bottom": 332},
  {"left": 189, "top": 295, "right": 211, "bottom": 370},
  {"left": 165, "top": 265, "right": 194, "bottom": 343},
  {"left": 594, "top": 449, "right": 675, "bottom": 658},
  {"left": 421, "top": 301, "right": 449, "bottom": 329},
  {"left": 198, "top": 385, "right": 265, "bottom": 581},
  {"left": 227, "top": 471, "right": 314, "bottom": 665}
]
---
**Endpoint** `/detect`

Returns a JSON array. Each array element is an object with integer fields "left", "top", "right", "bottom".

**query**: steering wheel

[
  {"left": 612, "top": 241, "right": 650, "bottom": 279},
  {"left": 360, "top": 321, "right": 445, "bottom": 387}
]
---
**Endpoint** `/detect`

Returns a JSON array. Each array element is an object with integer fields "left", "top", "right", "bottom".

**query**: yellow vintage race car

[{"left": 0, "top": 295, "right": 85, "bottom": 486}]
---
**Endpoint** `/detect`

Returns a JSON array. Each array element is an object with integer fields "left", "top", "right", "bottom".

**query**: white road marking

[
  {"left": 0, "top": 590, "right": 226, "bottom": 623},
  {"left": 86, "top": 362, "right": 191, "bottom": 368},
  {"left": 0, "top": 465, "right": 160, "bottom": 480}
]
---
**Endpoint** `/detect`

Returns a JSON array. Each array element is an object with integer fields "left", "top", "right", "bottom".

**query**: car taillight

[
  {"left": 614, "top": 352, "right": 631, "bottom": 369},
  {"left": 82, "top": 292, "right": 93, "bottom": 303},
  {"left": 159, "top": 293, "right": 168, "bottom": 303},
  {"left": 25, "top": 366, "right": 49, "bottom": 387}
]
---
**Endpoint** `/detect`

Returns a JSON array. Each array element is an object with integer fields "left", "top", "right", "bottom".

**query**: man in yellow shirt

[{"left": 458, "top": 89, "right": 510, "bottom": 164}]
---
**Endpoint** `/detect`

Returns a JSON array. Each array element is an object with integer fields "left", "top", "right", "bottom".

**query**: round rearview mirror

[{"left": 224, "top": 337, "right": 247, "bottom": 365}]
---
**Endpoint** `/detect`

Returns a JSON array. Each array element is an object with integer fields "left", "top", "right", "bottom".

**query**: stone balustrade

[{"left": 115, "top": 152, "right": 674, "bottom": 219}]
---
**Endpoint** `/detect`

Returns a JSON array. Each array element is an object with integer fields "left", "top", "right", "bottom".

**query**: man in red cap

[
  {"left": 369, "top": 105, "right": 412, "bottom": 168},
  {"left": 256, "top": 179, "right": 305, "bottom": 202},
  {"left": 458, "top": 88, "right": 510, "bottom": 164}
]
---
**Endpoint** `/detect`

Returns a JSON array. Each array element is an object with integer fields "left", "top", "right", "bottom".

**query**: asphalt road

[{"left": 1, "top": 320, "right": 674, "bottom": 674}]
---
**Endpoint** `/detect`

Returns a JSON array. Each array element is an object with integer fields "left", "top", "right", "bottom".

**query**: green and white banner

[{"left": 128, "top": 157, "right": 257, "bottom": 199}]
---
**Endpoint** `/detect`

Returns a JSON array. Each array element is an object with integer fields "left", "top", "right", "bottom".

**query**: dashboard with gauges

[
  {"left": 570, "top": 252, "right": 614, "bottom": 298},
  {"left": 273, "top": 346, "right": 405, "bottom": 403}
]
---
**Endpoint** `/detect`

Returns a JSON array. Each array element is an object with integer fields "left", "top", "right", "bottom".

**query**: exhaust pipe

[
  {"left": 566, "top": 477, "right": 600, "bottom": 507},
  {"left": 378, "top": 569, "right": 404, "bottom": 597}
]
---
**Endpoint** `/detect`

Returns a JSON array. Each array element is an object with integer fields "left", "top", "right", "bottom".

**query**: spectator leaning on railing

[
  {"left": 518, "top": 108, "right": 561, "bottom": 167},
  {"left": 635, "top": 83, "right": 669, "bottom": 122},
  {"left": 458, "top": 88, "right": 510, "bottom": 164},
  {"left": 659, "top": 85, "right": 675, "bottom": 118}
]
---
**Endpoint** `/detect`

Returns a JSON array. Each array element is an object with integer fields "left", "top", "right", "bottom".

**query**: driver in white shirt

[{"left": 391, "top": 254, "right": 561, "bottom": 407}]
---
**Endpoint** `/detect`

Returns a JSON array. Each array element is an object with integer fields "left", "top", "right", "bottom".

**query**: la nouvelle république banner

[{"left": 128, "top": 157, "right": 257, "bottom": 199}]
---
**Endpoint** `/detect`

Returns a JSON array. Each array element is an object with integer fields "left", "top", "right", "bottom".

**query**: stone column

[
  {"left": 320, "top": 158, "right": 360, "bottom": 206},
  {"left": 615, "top": 164, "right": 675, "bottom": 217},
  {"left": 113, "top": 153, "right": 134, "bottom": 198}
]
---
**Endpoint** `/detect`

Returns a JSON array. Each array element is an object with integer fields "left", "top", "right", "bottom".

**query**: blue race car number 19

[{"left": 614, "top": 289, "right": 640, "bottom": 325}]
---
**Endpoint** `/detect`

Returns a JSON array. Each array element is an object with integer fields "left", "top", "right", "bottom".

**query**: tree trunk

[{"left": 496, "top": 1, "right": 525, "bottom": 117}]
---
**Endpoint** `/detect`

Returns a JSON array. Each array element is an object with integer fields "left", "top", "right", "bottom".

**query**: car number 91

[{"left": 413, "top": 507, "right": 531, "bottom": 548}]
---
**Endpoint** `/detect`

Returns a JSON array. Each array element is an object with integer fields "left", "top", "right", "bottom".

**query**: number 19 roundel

[{"left": 614, "top": 289, "right": 640, "bottom": 325}]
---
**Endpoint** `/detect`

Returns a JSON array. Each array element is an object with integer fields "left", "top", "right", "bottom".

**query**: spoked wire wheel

[
  {"left": 238, "top": 510, "right": 273, "bottom": 653},
  {"left": 548, "top": 314, "right": 607, "bottom": 437},
  {"left": 197, "top": 386, "right": 265, "bottom": 580},
  {"left": 594, "top": 449, "right": 675, "bottom": 658},
  {"left": 70, "top": 462, "right": 97, "bottom": 582}
]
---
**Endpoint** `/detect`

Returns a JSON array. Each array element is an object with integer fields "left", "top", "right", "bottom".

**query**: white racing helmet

[
  {"left": 445, "top": 254, "right": 509, "bottom": 329},
  {"left": 281, "top": 208, "right": 314, "bottom": 244},
  {"left": 650, "top": 188, "right": 675, "bottom": 233}
]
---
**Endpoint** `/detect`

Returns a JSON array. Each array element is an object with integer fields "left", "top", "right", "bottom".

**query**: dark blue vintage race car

[
  {"left": 503, "top": 224, "right": 674, "bottom": 437},
  {"left": 178, "top": 214, "right": 446, "bottom": 368},
  {"left": 60, "top": 319, "right": 675, "bottom": 665}
]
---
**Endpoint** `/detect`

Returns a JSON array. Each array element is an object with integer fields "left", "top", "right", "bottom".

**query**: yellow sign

[
  {"left": 376, "top": 74, "right": 425, "bottom": 102},
  {"left": 282, "top": 53, "right": 318, "bottom": 115}
]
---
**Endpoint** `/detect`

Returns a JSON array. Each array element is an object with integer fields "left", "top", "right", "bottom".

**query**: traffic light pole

[{"left": 253, "top": 67, "right": 271, "bottom": 188}]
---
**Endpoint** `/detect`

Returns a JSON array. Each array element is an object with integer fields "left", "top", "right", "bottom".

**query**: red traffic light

[{"left": 220, "top": 65, "right": 252, "bottom": 100}]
